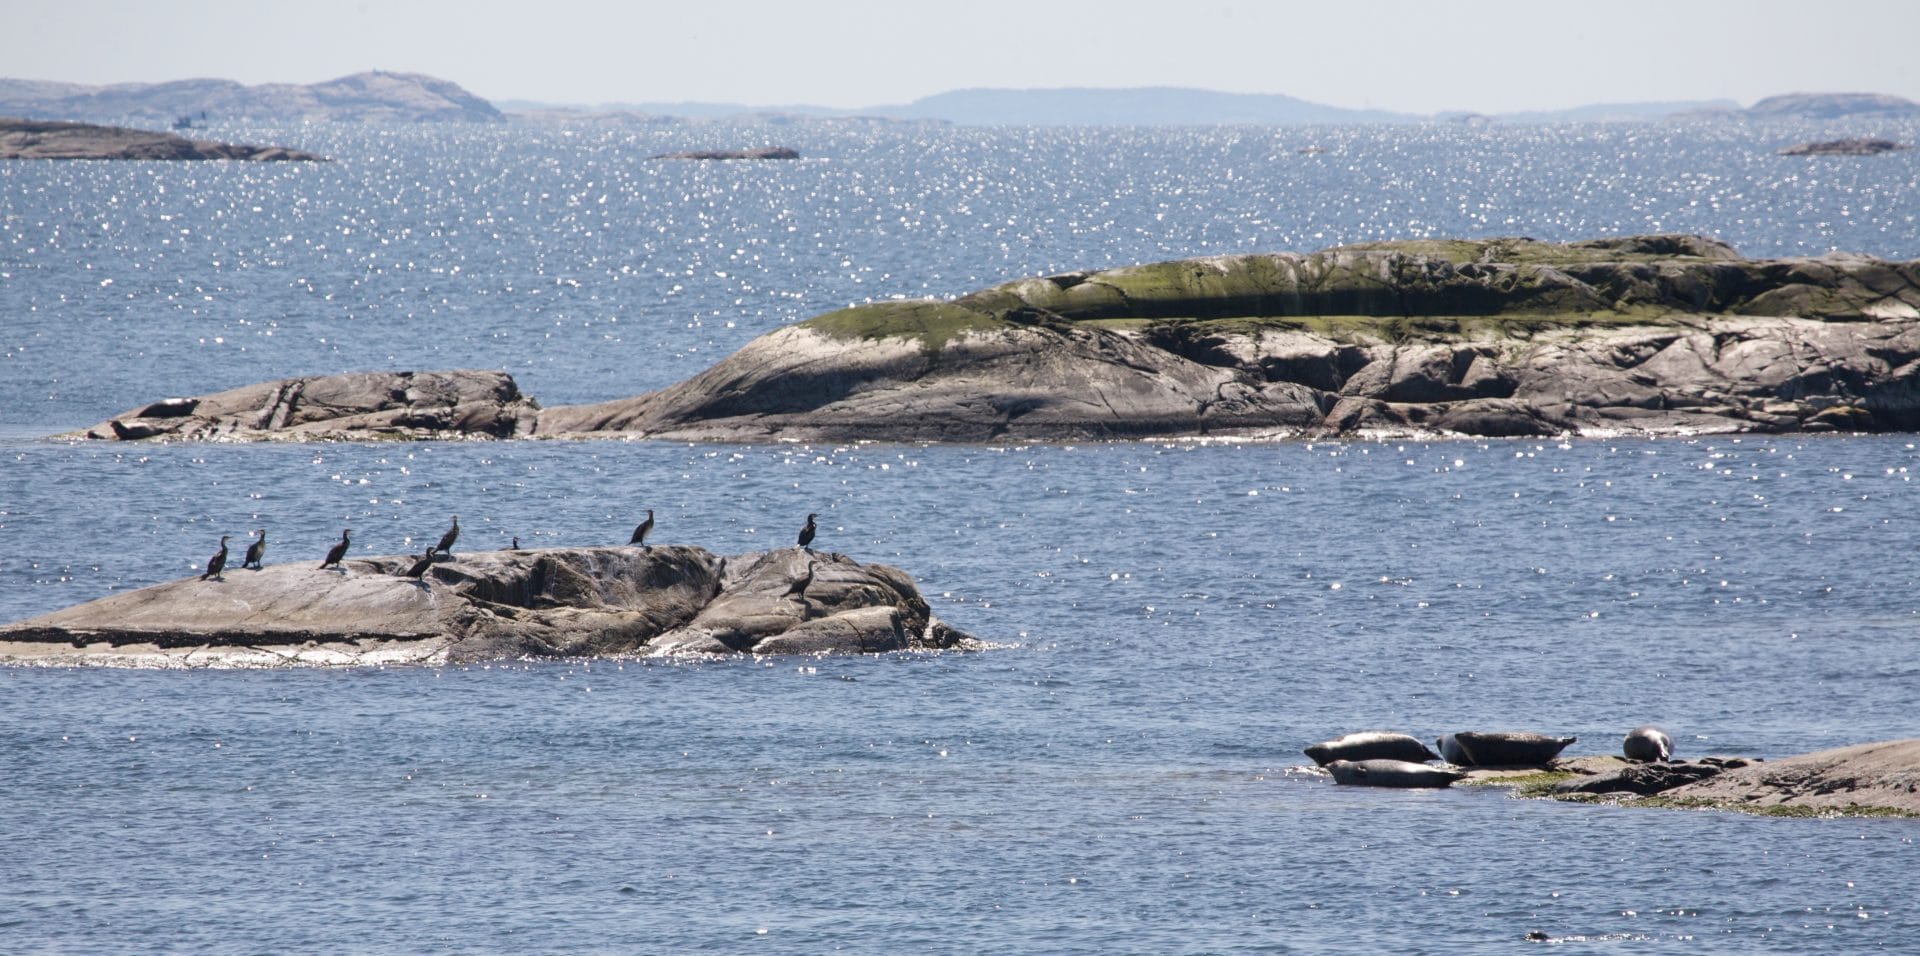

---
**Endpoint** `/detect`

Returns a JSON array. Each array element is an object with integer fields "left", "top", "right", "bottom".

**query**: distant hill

[
  {"left": 11, "top": 73, "right": 1918, "bottom": 128},
  {"left": 1490, "top": 99, "right": 1742, "bottom": 123},
  {"left": 0, "top": 71, "right": 502, "bottom": 124},
  {"left": 504, "top": 87, "right": 1916, "bottom": 127},
  {"left": 1746, "top": 92, "right": 1920, "bottom": 120},
  {"left": 498, "top": 99, "right": 850, "bottom": 120},
  {"left": 871, "top": 87, "right": 1422, "bottom": 125}
]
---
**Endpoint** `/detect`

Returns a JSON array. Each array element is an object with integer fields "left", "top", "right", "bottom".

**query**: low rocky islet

[{"left": 65, "top": 234, "right": 1920, "bottom": 445}]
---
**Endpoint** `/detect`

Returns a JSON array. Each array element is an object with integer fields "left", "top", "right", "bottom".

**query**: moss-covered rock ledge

[
  {"left": 67, "top": 235, "right": 1920, "bottom": 443},
  {"left": 0, "top": 545, "right": 972, "bottom": 667}
]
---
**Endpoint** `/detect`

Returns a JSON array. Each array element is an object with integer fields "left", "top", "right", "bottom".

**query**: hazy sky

[{"left": 7, "top": 0, "right": 1918, "bottom": 113}]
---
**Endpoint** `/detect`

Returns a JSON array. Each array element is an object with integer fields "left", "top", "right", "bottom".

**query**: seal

[
  {"left": 1436, "top": 733, "right": 1470, "bottom": 765},
  {"left": 1304, "top": 731, "right": 1440, "bottom": 766},
  {"left": 1446, "top": 731, "right": 1577, "bottom": 767},
  {"left": 1325, "top": 759, "right": 1466, "bottom": 789},
  {"left": 1622, "top": 726, "right": 1673, "bottom": 762}
]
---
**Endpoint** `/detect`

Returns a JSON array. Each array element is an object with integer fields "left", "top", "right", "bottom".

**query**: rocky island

[
  {"left": 0, "top": 544, "right": 971, "bottom": 666},
  {"left": 1, "top": 117, "right": 327, "bottom": 161},
  {"left": 650, "top": 146, "right": 801, "bottom": 160},
  {"left": 1777, "top": 137, "right": 1911, "bottom": 156},
  {"left": 63, "top": 235, "right": 1920, "bottom": 444},
  {"left": 1307, "top": 728, "right": 1920, "bottom": 817}
]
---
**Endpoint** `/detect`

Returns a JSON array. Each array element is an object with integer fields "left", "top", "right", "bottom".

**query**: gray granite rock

[
  {"left": 66, "top": 236, "right": 1920, "bottom": 444},
  {"left": 0, "top": 545, "right": 970, "bottom": 666},
  {"left": 64, "top": 370, "right": 538, "bottom": 442}
]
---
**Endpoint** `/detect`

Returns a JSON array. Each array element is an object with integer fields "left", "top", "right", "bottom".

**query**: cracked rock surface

[
  {"left": 1658, "top": 740, "right": 1920, "bottom": 814},
  {"left": 0, "top": 545, "right": 971, "bottom": 667},
  {"left": 538, "top": 235, "right": 1920, "bottom": 441}
]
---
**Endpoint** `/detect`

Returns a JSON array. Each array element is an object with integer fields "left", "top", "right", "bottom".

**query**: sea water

[{"left": 2, "top": 121, "right": 1919, "bottom": 952}]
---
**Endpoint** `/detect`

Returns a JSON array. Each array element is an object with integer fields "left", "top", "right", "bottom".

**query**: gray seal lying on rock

[
  {"left": 1325, "top": 759, "right": 1466, "bottom": 789},
  {"left": 1442, "top": 731, "right": 1577, "bottom": 767},
  {"left": 1622, "top": 726, "right": 1673, "bottom": 762},
  {"left": 1304, "top": 731, "right": 1441, "bottom": 766}
]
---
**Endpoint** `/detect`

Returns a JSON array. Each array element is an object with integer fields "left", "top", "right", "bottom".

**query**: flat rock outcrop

[
  {"left": 64, "top": 369, "right": 538, "bottom": 442},
  {"left": 1, "top": 117, "right": 327, "bottom": 161},
  {"left": 1656, "top": 740, "right": 1920, "bottom": 815},
  {"left": 0, "top": 545, "right": 970, "bottom": 667},
  {"left": 66, "top": 236, "right": 1920, "bottom": 443}
]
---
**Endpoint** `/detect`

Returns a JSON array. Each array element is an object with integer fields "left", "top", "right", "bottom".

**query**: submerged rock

[
  {"left": 0, "top": 118, "right": 327, "bottom": 160},
  {"left": 0, "top": 545, "right": 971, "bottom": 666}
]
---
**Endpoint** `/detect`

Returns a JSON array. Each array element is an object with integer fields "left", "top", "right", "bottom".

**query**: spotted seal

[
  {"left": 1442, "top": 731, "right": 1577, "bottom": 767},
  {"left": 1304, "top": 731, "right": 1440, "bottom": 766},
  {"left": 1325, "top": 759, "right": 1466, "bottom": 789},
  {"left": 1622, "top": 726, "right": 1673, "bottom": 762}
]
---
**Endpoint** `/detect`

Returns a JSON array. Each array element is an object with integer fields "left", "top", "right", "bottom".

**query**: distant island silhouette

[{"left": 4, "top": 71, "right": 1919, "bottom": 127}]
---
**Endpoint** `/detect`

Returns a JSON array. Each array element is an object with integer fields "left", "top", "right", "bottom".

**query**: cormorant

[
  {"left": 402, "top": 549, "right": 436, "bottom": 579},
  {"left": 507, "top": 536, "right": 520, "bottom": 551},
  {"left": 200, "top": 535, "right": 231, "bottom": 581},
  {"left": 319, "top": 529, "right": 351, "bottom": 570},
  {"left": 797, "top": 513, "right": 818, "bottom": 549},
  {"left": 431, "top": 515, "right": 459, "bottom": 556},
  {"left": 242, "top": 528, "right": 266, "bottom": 570},
  {"left": 630, "top": 509, "right": 655, "bottom": 547}
]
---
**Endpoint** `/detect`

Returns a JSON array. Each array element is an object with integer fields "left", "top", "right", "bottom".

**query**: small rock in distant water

[
  {"left": 1777, "top": 137, "right": 1910, "bottom": 156},
  {"left": 650, "top": 146, "right": 800, "bottom": 161}
]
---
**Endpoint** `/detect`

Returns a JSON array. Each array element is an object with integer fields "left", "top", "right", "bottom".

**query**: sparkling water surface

[{"left": 3, "top": 121, "right": 1920, "bottom": 952}]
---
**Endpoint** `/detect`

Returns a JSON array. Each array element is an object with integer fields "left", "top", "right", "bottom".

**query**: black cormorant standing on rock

[
  {"left": 402, "top": 549, "right": 436, "bottom": 579},
  {"left": 507, "top": 536, "right": 520, "bottom": 551},
  {"left": 431, "top": 515, "right": 459, "bottom": 556},
  {"left": 320, "top": 529, "right": 351, "bottom": 570},
  {"left": 201, "top": 535, "right": 231, "bottom": 580},
  {"left": 242, "top": 528, "right": 266, "bottom": 570},
  {"left": 630, "top": 509, "right": 655, "bottom": 547},
  {"left": 797, "top": 513, "right": 818, "bottom": 549}
]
